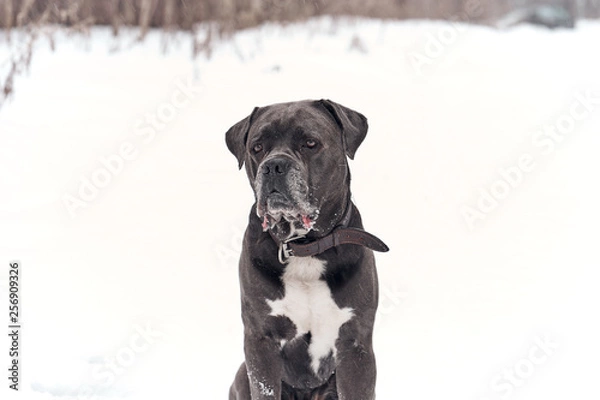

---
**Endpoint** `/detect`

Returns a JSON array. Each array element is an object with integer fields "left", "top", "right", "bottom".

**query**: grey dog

[{"left": 226, "top": 99, "right": 388, "bottom": 400}]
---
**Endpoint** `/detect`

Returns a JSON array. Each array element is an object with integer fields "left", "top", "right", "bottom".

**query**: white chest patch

[{"left": 266, "top": 257, "right": 354, "bottom": 374}]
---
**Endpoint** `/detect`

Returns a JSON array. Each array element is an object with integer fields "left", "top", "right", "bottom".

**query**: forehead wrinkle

[
  {"left": 248, "top": 105, "right": 344, "bottom": 158},
  {"left": 255, "top": 106, "right": 338, "bottom": 139},
  {"left": 248, "top": 120, "right": 280, "bottom": 144}
]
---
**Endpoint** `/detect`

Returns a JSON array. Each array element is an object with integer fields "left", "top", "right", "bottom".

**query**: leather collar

[{"left": 269, "top": 202, "right": 389, "bottom": 264}]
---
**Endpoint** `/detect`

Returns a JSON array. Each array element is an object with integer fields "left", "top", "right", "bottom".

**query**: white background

[{"left": 1, "top": 17, "right": 600, "bottom": 399}]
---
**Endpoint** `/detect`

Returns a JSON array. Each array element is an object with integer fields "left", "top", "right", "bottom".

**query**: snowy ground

[{"left": 1, "top": 17, "right": 600, "bottom": 400}]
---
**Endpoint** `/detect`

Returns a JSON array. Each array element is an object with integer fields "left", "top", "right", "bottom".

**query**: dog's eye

[
  {"left": 252, "top": 143, "right": 263, "bottom": 153},
  {"left": 305, "top": 139, "right": 318, "bottom": 149}
]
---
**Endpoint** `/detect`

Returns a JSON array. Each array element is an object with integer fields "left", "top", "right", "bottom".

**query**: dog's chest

[{"left": 266, "top": 257, "right": 354, "bottom": 374}]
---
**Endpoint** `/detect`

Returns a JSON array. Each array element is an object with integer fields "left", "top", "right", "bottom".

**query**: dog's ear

[
  {"left": 318, "top": 99, "right": 368, "bottom": 159},
  {"left": 225, "top": 107, "right": 260, "bottom": 169}
]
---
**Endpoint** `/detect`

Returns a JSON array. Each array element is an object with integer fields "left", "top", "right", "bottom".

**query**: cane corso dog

[{"left": 226, "top": 99, "right": 388, "bottom": 400}]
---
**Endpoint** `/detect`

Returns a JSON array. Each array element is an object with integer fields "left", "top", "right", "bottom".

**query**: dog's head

[{"left": 225, "top": 99, "right": 368, "bottom": 240}]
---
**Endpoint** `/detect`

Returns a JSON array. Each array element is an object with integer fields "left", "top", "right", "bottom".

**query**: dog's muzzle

[{"left": 255, "top": 156, "right": 318, "bottom": 232}]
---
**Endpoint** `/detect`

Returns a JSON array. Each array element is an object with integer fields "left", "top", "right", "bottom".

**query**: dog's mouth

[
  {"left": 257, "top": 191, "right": 319, "bottom": 233},
  {"left": 260, "top": 212, "right": 319, "bottom": 232}
]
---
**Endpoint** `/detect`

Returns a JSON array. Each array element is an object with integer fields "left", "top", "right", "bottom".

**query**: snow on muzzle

[{"left": 255, "top": 156, "right": 319, "bottom": 232}]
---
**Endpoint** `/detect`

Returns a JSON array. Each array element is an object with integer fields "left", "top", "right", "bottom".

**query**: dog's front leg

[
  {"left": 335, "top": 335, "right": 377, "bottom": 400},
  {"left": 244, "top": 334, "right": 283, "bottom": 399}
]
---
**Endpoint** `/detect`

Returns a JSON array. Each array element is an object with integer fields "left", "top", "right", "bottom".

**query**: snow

[{"left": 1, "top": 17, "right": 600, "bottom": 400}]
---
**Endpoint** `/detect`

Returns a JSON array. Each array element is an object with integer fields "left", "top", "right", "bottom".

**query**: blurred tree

[{"left": 1, "top": 0, "right": 598, "bottom": 31}]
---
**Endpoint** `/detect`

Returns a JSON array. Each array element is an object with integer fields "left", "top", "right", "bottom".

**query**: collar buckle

[
  {"left": 277, "top": 233, "right": 306, "bottom": 264},
  {"left": 278, "top": 242, "right": 294, "bottom": 264}
]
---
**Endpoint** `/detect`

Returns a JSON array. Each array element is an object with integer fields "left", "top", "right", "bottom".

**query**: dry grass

[{"left": 0, "top": 0, "right": 597, "bottom": 107}]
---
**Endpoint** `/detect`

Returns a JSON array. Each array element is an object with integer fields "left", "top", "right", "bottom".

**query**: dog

[{"left": 226, "top": 99, "right": 388, "bottom": 400}]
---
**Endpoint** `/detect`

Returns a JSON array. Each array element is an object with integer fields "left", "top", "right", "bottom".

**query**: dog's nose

[{"left": 261, "top": 157, "right": 291, "bottom": 175}]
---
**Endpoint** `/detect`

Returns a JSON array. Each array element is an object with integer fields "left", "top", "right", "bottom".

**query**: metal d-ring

[
  {"left": 278, "top": 242, "right": 293, "bottom": 264},
  {"left": 277, "top": 233, "right": 305, "bottom": 264}
]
